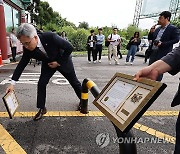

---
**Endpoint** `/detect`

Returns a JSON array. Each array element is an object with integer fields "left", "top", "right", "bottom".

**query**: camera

[{"left": 154, "top": 40, "right": 160, "bottom": 46}]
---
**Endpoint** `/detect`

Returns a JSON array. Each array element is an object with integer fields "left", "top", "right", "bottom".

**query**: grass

[{"left": 72, "top": 49, "right": 128, "bottom": 57}]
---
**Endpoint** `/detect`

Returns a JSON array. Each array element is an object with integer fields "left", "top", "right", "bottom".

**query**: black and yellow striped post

[
  {"left": 80, "top": 78, "right": 100, "bottom": 114},
  {"left": 80, "top": 78, "right": 137, "bottom": 154}
]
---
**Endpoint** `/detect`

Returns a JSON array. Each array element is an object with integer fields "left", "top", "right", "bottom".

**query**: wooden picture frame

[
  {"left": 93, "top": 73, "right": 167, "bottom": 133},
  {"left": 2, "top": 91, "right": 19, "bottom": 119}
]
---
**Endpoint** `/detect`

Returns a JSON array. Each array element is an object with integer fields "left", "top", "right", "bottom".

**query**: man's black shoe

[{"left": 33, "top": 107, "right": 47, "bottom": 121}]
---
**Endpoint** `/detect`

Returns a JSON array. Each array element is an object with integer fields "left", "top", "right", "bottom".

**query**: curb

[{"left": 0, "top": 62, "right": 19, "bottom": 68}]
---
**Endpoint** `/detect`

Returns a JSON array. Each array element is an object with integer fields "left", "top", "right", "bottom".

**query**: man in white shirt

[{"left": 107, "top": 28, "right": 121, "bottom": 65}]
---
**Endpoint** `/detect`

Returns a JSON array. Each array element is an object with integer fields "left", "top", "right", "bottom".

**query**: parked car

[
  {"left": 136, "top": 38, "right": 149, "bottom": 56},
  {"left": 136, "top": 38, "right": 179, "bottom": 57}
]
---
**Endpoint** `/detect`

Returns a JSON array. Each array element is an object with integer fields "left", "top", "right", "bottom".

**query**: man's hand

[
  {"left": 134, "top": 66, "right": 159, "bottom": 81},
  {"left": 157, "top": 41, "right": 162, "bottom": 47},
  {"left": 6, "top": 84, "right": 14, "bottom": 94},
  {"left": 48, "top": 61, "right": 60, "bottom": 68}
]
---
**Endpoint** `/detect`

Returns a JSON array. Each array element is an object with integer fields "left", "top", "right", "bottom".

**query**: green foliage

[
  {"left": 26, "top": 0, "right": 150, "bottom": 52},
  {"left": 101, "top": 26, "right": 113, "bottom": 38},
  {"left": 70, "top": 29, "right": 89, "bottom": 51},
  {"left": 78, "top": 22, "right": 89, "bottom": 29},
  {"left": 42, "top": 23, "right": 58, "bottom": 32},
  {"left": 126, "top": 24, "right": 140, "bottom": 39},
  {"left": 57, "top": 26, "right": 76, "bottom": 41},
  {"left": 121, "top": 36, "right": 129, "bottom": 49},
  {"left": 140, "top": 29, "right": 149, "bottom": 37},
  {"left": 27, "top": 1, "right": 75, "bottom": 29},
  {"left": 171, "top": 16, "right": 180, "bottom": 29},
  {"left": 6, "top": 26, "right": 14, "bottom": 32}
]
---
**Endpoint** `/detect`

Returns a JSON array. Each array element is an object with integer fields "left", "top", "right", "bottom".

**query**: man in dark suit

[
  {"left": 149, "top": 11, "right": 179, "bottom": 81},
  {"left": 134, "top": 45, "right": 180, "bottom": 154},
  {"left": 6, "top": 23, "right": 82, "bottom": 121}
]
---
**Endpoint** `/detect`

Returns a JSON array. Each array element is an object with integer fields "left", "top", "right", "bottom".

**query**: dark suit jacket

[
  {"left": 152, "top": 24, "right": 179, "bottom": 59},
  {"left": 12, "top": 32, "right": 74, "bottom": 81},
  {"left": 161, "top": 45, "right": 180, "bottom": 107}
]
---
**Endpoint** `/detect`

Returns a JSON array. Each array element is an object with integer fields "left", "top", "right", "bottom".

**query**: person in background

[
  {"left": 125, "top": 32, "right": 141, "bottom": 65},
  {"left": 134, "top": 45, "right": 180, "bottom": 154},
  {"left": 148, "top": 11, "right": 179, "bottom": 81},
  {"left": 96, "top": 28, "right": 105, "bottom": 63},
  {"left": 87, "top": 30, "right": 97, "bottom": 63},
  {"left": 111, "top": 38, "right": 123, "bottom": 59},
  {"left": 60, "top": 31, "right": 68, "bottom": 41},
  {"left": 9, "top": 28, "right": 18, "bottom": 62},
  {"left": 117, "top": 38, "right": 123, "bottom": 59},
  {"left": 107, "top": 27, "right": 120, "bottom": 65},
  {"left": 144, "top": 25, "right": 156, "bottom": 64}
]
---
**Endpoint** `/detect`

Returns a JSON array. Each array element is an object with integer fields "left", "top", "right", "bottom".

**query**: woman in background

[
  {"left": 125, "top": 32, "right": 141, "bottom": 65},
  {"left": 60, "top": 31, "right": 68, "bottom": 40}
]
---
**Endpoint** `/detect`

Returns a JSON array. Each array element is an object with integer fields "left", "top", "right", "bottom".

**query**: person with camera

[{"left": 148, "top": 11, "right": 179, "bottom": 81}]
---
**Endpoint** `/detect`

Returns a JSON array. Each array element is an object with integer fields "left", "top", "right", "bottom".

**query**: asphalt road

[{"left": 0, "top": 55, "right": 180, "bottom": 154}]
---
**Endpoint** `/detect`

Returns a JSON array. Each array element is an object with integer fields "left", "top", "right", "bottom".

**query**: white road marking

[{"left": 0, "top": 73, "right": 69, "bottom": 85}]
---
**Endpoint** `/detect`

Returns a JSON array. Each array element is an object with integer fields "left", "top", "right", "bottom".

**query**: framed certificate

[
  {"left": 2, "top": 91, "right": 19, "bottom": 119},
  {"left": 93, "top": 73, "right": 167, "bottom": 133}
]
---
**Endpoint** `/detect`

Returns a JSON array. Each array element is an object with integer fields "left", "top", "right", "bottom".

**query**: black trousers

[
  {"left": 88, "top": 47, "right": 97, "bottom": 61},
  {"left": 117, "top": 45, "right": 122, "bottom": 58},
  {"left": 174, "top": 112, "right": 180, "bottom": 154},
  {"left": 96, "top": 44, "right": 102, "bottom": 60},
  {"left": 11, "top": 47, "right": 17, "bottom": 61},
  {"left": 37, "top": 63, "right": 82, "bottom": 109},
  {"left": 149, "top": 51, "right": 163, "bottom": 81}
]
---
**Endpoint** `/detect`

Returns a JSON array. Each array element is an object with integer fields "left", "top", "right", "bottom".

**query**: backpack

[{"left": 105, "top": 34, "right": 112, "bottom": 47}]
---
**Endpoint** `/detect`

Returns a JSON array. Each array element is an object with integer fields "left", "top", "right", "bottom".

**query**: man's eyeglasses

[{"left": 21, "top": 37, "right": 33, "bottom": 47}]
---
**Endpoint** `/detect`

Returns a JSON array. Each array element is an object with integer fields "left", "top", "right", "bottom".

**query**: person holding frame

[{"left": 134, "top": 45, "right": 180, "bottom": 154}]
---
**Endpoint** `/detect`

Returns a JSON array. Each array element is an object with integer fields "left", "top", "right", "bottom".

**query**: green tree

[
  {"left": 27, "top": 1, "right": 76, "bottom": 29},
  {"left": 171, "top": 16, "right": 180, "bottom": 29},
  {"left": 26, "top": 0, "right": 40, "bottom": 23},
  {"left": 70, "top": 29, "right": 89, "bottom": 51},
  {"left": 126, "top": 24, "right": 140, "bottom": 40},
  {"left": 78, "top": 22, "right": 89, "bottom": 29}
]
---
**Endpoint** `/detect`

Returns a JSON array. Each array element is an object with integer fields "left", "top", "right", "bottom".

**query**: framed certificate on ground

[
  {"left": 2, "top": 91, "right": 19, "bottom": 119},
  {"left": 93, "top": 73, "right": 167, "bottom": 133}
]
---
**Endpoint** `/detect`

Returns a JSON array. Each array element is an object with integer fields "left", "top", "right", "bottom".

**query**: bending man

[{"left": 6, "top": 23, "right": 82, "bottom": 121}]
